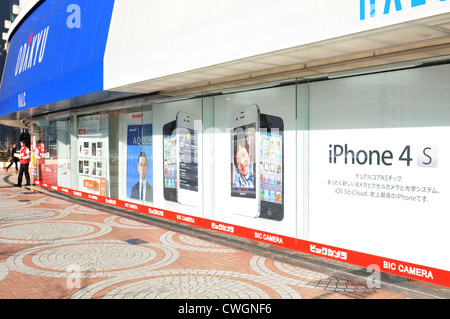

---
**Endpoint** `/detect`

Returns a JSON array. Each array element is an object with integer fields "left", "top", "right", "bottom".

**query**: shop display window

[
  {"left": 29, "top": 64, "right": 450, "bottom": 280},
  {"left": 210, "top": 86, "right": 298, "bottom": 237},
  {"left": 114, "top": 102, "right": 153, "bottom": 204},
  {"left": 70, "top": 110, "right": 110, "bottom": 196},
  {"left": 152, "top": 98, "right": 203, "bottom": 217},
  {"left": 32, "top": 115, "right": 70, "bottom": 187}
]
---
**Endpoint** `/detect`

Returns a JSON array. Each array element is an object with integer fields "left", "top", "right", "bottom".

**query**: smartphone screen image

[
  {"left": 229, "top": 104, "right": 260, "bottom": 218},
  {"left": 163, "top": 120, "right": 177, "bottom": 202},
  {"left": 176, "top": 112, "right": 199, "bottom": 207},
  {"left": 178, "top": 127, "right": 198, "bottom": 193},
  {"left": 231, "top": 123, "right": 257, "bottom": 199},
  {"left": 259, "top": 113, "right": 284, "bottom": 221}
]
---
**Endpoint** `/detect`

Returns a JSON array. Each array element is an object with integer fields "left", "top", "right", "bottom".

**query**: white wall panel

[{"left": 104, "top": 0, "right": 450, "bottom": 90}]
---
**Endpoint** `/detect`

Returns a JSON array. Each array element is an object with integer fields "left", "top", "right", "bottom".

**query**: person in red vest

[{"left": 15, "top": 140, "right": 31, "bottom": 187}]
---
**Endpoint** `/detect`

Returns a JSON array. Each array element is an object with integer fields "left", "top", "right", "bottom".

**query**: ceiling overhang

[{"left": 107, "top": 12, "right": 450, "bottom": 97}]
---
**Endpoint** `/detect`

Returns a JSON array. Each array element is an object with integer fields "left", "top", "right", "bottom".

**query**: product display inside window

[
  {"left": 153, "top": 98, "right": 203, "bottom": 217},
  {"left": 308, "top": 64, "right": 450, "bottom": 270},
  {"left": 211, "top": 85, "right": 298, "bottom": 237},
  {"left": 28, "top": 64, "right": 450, "bottom": 285},
  {"left": 75, "top": 112, "right": 109, "bottom": 196},
  {"left": 32, "top": 116, "right": 70, "bottom": 188},
  {"left": 116, "top": 103, "right": 153, "bottom": 204}
]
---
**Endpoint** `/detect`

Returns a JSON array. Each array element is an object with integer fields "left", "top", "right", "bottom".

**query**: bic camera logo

[
  {"left": 14, "top": 4, "right": 81, "bottom": 77},
  {"left": 360, "top": 0, "right": 448, "bottom": 20}
]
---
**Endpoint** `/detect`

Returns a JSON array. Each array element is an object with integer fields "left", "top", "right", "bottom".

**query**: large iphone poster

[
  {"left": 212, "top": 86, "right": 297, "bottom": 238},
  {"left": 152, "top": 99, "right": 203, "bottom": 217},
  {"left": 308, "top": 66, "right": 450, "bottom": 272}
]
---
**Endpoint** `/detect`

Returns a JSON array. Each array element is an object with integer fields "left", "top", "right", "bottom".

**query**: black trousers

[
  {"left": 17, "top": 163, "right": 30, "bottom": 186},
  {"left": 6, "top": 160, "right": 18, "bottom": 171}
]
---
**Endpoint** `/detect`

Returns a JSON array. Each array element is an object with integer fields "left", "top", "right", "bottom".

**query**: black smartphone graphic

[
  {"left": 176, "top": 111, "right": 200, "bottom": 207},
  {"left": 259, "top": 113, "right": 284, "bottom": 221},
  {"left": 163, "top": 120, "right": 177, "bottom": 202}
]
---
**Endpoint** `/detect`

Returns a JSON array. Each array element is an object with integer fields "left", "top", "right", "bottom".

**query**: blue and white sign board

[{"left": 0, "top": 0, "right": 115, "bottom": 118}]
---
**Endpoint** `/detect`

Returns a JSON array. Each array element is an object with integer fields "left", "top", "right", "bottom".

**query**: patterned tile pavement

[{"left": 0, "top": 170, "right": 448, "bottom": 301}]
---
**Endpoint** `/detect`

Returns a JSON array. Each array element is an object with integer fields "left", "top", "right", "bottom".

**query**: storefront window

[
  {"left": 211, "top": 85, "right": 297, "bottom": 237},
  {"left": 307, "top": 64, "right": 450, "bottom": 270},
  {"left": 152, "top": 98, "right": 203, "bottom": 217},
  {"left": 70, "top": 110, "right": 109, "bottom": 196},
  {"left": 27, "top": 63, "right": 450, "bottom": 284},
  {"left": 112, "top": 102, "right": 153, "bottom": 204},
  {"left": 32, "top": 114, "right": 70, "bottom": 187}
]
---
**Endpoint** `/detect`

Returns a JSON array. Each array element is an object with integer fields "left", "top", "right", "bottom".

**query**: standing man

[{"left": 15, "top": 140, "right": 31, "bottom": 187}]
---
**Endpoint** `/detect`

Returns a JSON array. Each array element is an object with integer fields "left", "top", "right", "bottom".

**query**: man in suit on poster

[{"left": 130, "top": 151, "right": 153, "bottom": 202}]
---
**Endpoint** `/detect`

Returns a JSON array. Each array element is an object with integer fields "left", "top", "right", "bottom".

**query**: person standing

[
  {"left": 15, "top": 140, "right": 31, "bottom": 187},
  {"left": 5, "top": 143, "right": 18, "bottom": 173}
]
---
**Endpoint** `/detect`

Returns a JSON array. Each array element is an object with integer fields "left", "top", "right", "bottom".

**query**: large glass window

[
  {"left": 32, "top": 114, "right": 70, "bottom": 187},
  {"left": 70, "top": 109, "right": 109, "bottom": 196},
  {"left": 66, "top": 101, "right": 154, "bottom": 202},
  {"left": 152, "top": 98, "right": 203, "bottom": 217},
  {"left": 307, "top": 64, "right": 450, "bottom": 270},
  {"left": 111, "top": 102, "right": 153, "bottom": 204},
  {"left": 211, "top": 85, "right": 297, "bottom": 237},
  {"left": 29, "top": 63, "right": 450, "bottom": 275}
]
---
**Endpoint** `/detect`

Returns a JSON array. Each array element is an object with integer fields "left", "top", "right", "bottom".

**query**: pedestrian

[
  {"left": 15, "top": 140, "right": 30, "bottom": 187},
  {"left": 5, "top": 142, "right": 18, "bottom": 173}
]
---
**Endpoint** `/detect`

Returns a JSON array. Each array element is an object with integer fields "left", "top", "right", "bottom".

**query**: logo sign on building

[
  {"left": 360, "top": 0, "right": 448, "bottom": 20},
  {"left": 14, "top": 26, "right": 49, "bottom": 77},
  {"left": 0, "top": 0, "right": 115, "bottom": 118}
]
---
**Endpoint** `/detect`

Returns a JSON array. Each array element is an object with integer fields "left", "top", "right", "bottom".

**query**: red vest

[
  {"left": 36, "top": 145, "right": 44, "bottom": 164},
  {"left": 20, "top": 146, "right": 30, "bottom": 164}
]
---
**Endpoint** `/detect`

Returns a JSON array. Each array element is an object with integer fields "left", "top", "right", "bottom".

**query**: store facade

[{"left": 0, "top": 0, "right": 449, "bottom": 287}]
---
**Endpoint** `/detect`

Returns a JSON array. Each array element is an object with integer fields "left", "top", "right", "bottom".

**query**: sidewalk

[{"left": 0, "top": 170, "right": 448, "bottom": 300}]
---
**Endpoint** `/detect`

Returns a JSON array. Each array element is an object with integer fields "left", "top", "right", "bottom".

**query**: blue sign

[
  {"left": 0, "top": 0, "right": 115, "bottom": 118},
  {"left": 360, "top": 0, "right": 448, "bottom": 20}
]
